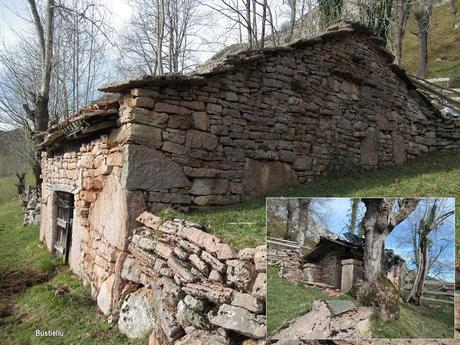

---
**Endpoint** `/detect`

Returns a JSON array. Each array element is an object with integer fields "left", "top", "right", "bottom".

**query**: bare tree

[
  {"left": 25, "top": 0, "right": 55, "bottom": 185},
  {"left": 117, "top": 0, "right": 200, "bottom": 76},
  {"left": 357, "top": 198, "right": 419, "bottom": 320},
  {"left": 393, "top": 0, "right": 412, "bottom": 66},
  {"left": 406, "top": 199, "right": 454, "bottom": 305},
  {"left": 414, "top": 0, "right": 433, "bottom": 78}
]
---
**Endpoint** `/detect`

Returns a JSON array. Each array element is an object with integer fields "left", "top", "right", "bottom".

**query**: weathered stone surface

[
  {"left": 182, "top": 282, "right": 233, "bottom": 304},
  {"left": 174, "top": 329, "right": 229, "bottom": 345},
  {"left": 127, "top": 123, "right": 162, "bottom": 149},
  {"left": 253, "top": 245, "right": 267, "bottom": 272},
  {"left": 209, "top": 269, "right": 223, "bottom": 283},
  {"left": 231, "top": 291, "right": 264, "bottom": 314},
  {"left": 118, "top": 287, "right": 155, "bottom": 339},
  {"left": 178, "top": 227, "right": 221, "bottom": 253},
  {"left": 151, "top": 283, "right": 184, "bottom": 341},
  {"left": 137, "top": 211, "right": 162, "bottom": 230},
  {"left": 252, "top": 273, "right": 266, "bottom": 299},
  {"left": 201, "top": 251, "right": 226, "bottom": 273},
  {"left": 326, "top": 300, "right": 357, "bottom": 316},
  {"left": 181, "top": 295, "right": 204, "bottom": 312},
  {"left": 189, "top": 253, "right": 210, "bottom": 275},
  {"left": 167, "top": 255, "right": 195, "bottom": 282},
  {"left": 226, "top": 259, "right": 255, "bottom": 290},
  {"left": 242, "top": 159, "right": 298, "bottom": 198},
  {"left": 208, "top": 304, "right": 266, "bottom": 339},
  {"left": 329, "top": 306, "right": 372, "bottom": 341},
  {"left": 155, "top": 102, "right": 190, "bottom": 115},
  {"left": 122, "top": 145, "right": 191, "bottom": 191},
  {"left": 215, "top": 243, "right": 237, "bottom": 260},
  {"left": 239, "top": 248, "right": 256, "bottom": 261},
  {"left": 176, "top": 300, "right": 209, "bottom": 330},
  {"left": 272, "top": 300, "right": 331, "bottom": 340},
  {"left": 192, "top": 112, "right": 209, "bottom": 131},
  {"left": 186, "top": 130, "right": 219, "bottom": 150},
  {"left": 121, "top": 256, "right": 143, "bottom": 283},
  {"left": 97, "top": 274, "right": 115, "bottom": 316},
  {"left": 190, "top": 178, "right": 228, "bottom": 195}
]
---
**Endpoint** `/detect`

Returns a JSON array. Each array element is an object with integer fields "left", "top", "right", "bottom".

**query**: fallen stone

[
  {"left": 253, "top": 245, "right": 267, "bottom": 272},
  {"left": 176, "top": 300, "right": 210, "bottom": 330},
  {"left": 226, "top": 259, "right": 255, "bottom": 291},
  {"left": 183, "top": 295, "right": 205, "bottom": 311},
  {"left": 208, "top": 269, "right": 223, "bottom": 283},
  {"left": 178, "top": 239, "right": 201, "bottom": 254},
  {"left": 201, "top": 251, "right": 226, "bottom": 273},
  {"left": 252, "top": 273, "right": 266, "bottom": 300},
  {"left": 97, "top": 274, "right": 115, "bottom": 316},
  {"left": 151, "top": 283, "right": 184, "bottom": 341},
  {"left": 118, "top": 287, "right": 155, "bottom": 339},
  {"left": 238, "top": 248, "right": 255, "bottom": 261},
  {"left": 272, "top": 300, "right": 331, "bottom": 340},
  {"left": 137, "top": 211, "right": 161, "bottom": 230},
  {"left": 182, "top": 282, "right": 233, "bottom": 304},
  {"left": 215, "top": 243, "right": 237, "bottom": 260},
  {"left": 326, "top": 300, "right": 357, "bottom": 316},
  {"left": 189, "top": 253, "right": 210, "bottom": 275},
  {"left": 232, "top": 291, "right": 264, "bottom": 314},
  {"left": 329, "top": 306, "right": 372, "bottom": 341},
  {"left": 167, "top": 256, "right": 195, "bottom": 282},
  {"left": 208, "top": 304, "right": 266, "bottom": 339},
  {"left": 174, "top": 329, "right": 229, "bottom": 345}
]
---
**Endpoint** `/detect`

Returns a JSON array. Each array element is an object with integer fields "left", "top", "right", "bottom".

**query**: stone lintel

[{"left": 341, "top": 258, "right": 362, "bottom": 266}]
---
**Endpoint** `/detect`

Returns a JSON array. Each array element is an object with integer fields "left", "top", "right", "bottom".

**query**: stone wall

[
  {"left": 40, "top": 135, "right": 146, "bottom": 296},
  {"left": 102, "top": 212, "right": 267, "bottom": 343},
  {"left": 320, "top": 254, "right": 342, "bottom": 288},
  {"left": 101, "top": 24, "right": 460, "bottom": 212}
]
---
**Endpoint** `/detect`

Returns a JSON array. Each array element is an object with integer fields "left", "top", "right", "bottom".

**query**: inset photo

[{"left": 267, "top": 197, "right": 455, "bottom": 342}]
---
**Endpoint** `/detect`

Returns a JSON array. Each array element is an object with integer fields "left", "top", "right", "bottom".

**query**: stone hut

[
  {"left": 37, "top": 21, "right": 458, "bottom": 341},
  {"left": 302, "top": 236, "right": 405, "bottom": 293}
]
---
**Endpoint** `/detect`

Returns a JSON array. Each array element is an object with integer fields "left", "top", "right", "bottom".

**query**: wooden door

[{"left": 53, "top": 192, "right": 74, "bottom": 263}]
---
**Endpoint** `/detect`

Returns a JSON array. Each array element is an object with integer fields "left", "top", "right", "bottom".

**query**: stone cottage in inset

[
  {"left": 302, "top": 236, "right": 406, "bottom": 293},
  {"left": 37, "top": 21, "right": 457, "bottom": 340}
]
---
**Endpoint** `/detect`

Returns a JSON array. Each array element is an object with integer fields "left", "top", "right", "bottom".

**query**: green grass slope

[
  {"left": 176, "top": 151, "right": 460, "bottom": 251},
  {"left": 401, "top": 0, "right": 460, "bottom": 78},
  {"left": 0, "top": 200, "right": 145, "bottom": 345}
]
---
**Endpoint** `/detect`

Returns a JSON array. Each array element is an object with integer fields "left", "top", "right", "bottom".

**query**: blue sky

[{"left": 316, "top": 198, "right": 455, "bottom": 282}]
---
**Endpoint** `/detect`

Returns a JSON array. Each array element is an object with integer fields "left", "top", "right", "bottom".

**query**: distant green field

[
  {"left": 0, "top": 171, "right": 34, "bottom": 205},
  {"left": 401, "top": 0, "right": 460, "bottom": 78}
]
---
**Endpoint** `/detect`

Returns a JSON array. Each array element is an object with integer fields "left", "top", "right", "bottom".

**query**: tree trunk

[
  {"left": 357, "top": 198, "right": 418, "bottom": 320},
  {"left": 406, "top": 233, "right": 428, "bottom": 305},
  {"left": 297, "top": 199, "right": 311, "bottom": 246},
  {"left": 417, "top": 22, "right": 429, "bottom": 78},
  {"left": 285, "top": 199, "right": 299, "bottom": 241},
  {"left": 394, "top": 0, "right": 411, "bottom": 66}
]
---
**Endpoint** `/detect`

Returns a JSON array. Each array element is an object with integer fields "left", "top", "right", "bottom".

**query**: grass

[
  {"left": 172, "top": 151, "right": 460, "bottom": 251},
  {"left": 267, "top": 265, "right": 353, "bottom": 335},
  {"left": 372, "top": 301, "right": 454, "bottom": 339},
  {"left": 401, "top": 0, "right": 460, "bottom": 78},
  {"left": 0, "top": 199, "right": 145, "bottom": 344},
  {"left": 0, "top": 171, "right": 34, "bottom": 205}
]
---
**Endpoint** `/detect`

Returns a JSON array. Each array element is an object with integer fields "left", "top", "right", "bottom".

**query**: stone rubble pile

[
  {"left": 117, "top": 211, "right": 267, "bottom": 343},
  {"left": 22, "top": 187, "right": 41, "bottom": 225},
  {"left": 271, "top": 300, "right": 372, "bottom": 342}
]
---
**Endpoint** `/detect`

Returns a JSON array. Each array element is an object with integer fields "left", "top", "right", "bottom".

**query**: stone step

[{"left": 302, "top": 280, "right": 336, "bottom": 289}]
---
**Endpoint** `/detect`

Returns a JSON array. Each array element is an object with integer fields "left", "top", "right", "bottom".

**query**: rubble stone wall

[
  {"left": 112, "top": 31, "right": 460, "bottom": 212},
  {"left": 40, "top": 135, "right": 146, "bottom": 297},
  {"left": 107, "top": 212, "right": 267, "bottom": 342}
]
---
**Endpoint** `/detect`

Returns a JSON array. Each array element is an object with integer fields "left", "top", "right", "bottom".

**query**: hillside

[
  {"left": 401, "top": 0, "right": 460, "bottom": 79},
  {"left": 0, "top": 129, "right": 31, "bottom": 177}
]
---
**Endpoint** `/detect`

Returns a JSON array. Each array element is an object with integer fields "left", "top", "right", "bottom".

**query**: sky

[{"left": 317, "top": 197, "right": 455, "bottom": 283}]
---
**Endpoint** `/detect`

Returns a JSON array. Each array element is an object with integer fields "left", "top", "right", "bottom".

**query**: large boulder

[
  {"left": 357, "top": 276, "right": 399, "bottom": 321},
  {"left": 272, "top": 300, "right": 331, "bottom": 340},
  {"left": 118, "top": 287, "right": 155, "bottom": 339}
]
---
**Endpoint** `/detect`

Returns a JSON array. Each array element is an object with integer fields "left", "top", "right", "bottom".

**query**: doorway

[{"left": 53, "top": 192, "right": 74, "bottom": 263}]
